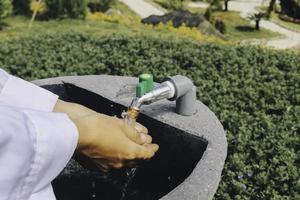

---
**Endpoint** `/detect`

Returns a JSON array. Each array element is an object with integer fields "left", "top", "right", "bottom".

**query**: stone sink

[{"left": 33, "top": 75, "right": 227, "bottom": 200}]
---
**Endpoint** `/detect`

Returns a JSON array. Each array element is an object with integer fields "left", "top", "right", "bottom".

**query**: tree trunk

[
  {"left": 224, "top": 1, "right": 228, "bottom": 11},
  {"left": 255, "top": 20, "right": 260, "bottom": 30},
  {"left": 268, "top": 0, "right": 276, "bottom": 14}
]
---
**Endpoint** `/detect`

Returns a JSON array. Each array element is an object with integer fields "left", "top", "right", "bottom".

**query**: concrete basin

[{"left": 33, "top": 75, "right": 227, "bottom": 200}]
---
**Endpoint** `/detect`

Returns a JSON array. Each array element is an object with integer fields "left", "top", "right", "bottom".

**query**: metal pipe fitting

[
  {"left": 130, "top": 75, "right": 196, "bottom": 116},
  {"left": 164, "top": 75, "right": 196, "bottom": 116}
]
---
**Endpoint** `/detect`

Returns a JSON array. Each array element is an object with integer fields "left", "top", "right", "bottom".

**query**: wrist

[
  {"left": 54, "top": 99, "right": 96, "bottom": 120},
  {"left": 54, "top": 100, "right": 96, "bottom": 150}
]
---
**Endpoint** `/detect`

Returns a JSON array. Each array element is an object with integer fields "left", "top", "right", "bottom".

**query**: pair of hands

[{"left": 54, "top": 100, "right": 159, "bottom": 170}]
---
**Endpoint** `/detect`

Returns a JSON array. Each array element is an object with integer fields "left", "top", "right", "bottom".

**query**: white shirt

[{"left": 0, "top": 69, "right": 79, "bottom": 200}]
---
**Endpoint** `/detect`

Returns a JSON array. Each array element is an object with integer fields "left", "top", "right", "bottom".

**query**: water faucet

[{"left": 130, "top": 74, "right": 196, "bottom": 116}]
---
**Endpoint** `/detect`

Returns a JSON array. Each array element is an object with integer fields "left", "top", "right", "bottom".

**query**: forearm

[{"left": 53, "top": 99, "right": 98, "bottom": 150}]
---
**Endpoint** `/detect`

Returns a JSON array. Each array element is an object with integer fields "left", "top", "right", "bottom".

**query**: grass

[
  {"left": 0, "top": 15, "right": 221, "bottom": 44},
  {"left": 271, "top": 14, "right": 300, "bottom": 32},
  {"left": 0, "top": 1, "right": 226, "bottom": 44},
  {"left": 0, "top": 16, "right": 144, "bottom": 39},
  {"left": 213, "top": 11, "right": 280, "bottom": 41},
  {"left": 0, "top": 17, "right": 109, "bottom": 37},
  {"left": 153, "top": 0, "right": 171, "bottom": 10},
  {"left": 188, "top": 7, "right": 281, "bottom": 41},
  {"left": 0, "top": 1, "right": 142, "bottom": 40},
  {"left": 0, "top": 2, "right": 279, "bottom": 45},
  {"left": 111, "top": 1, "right": 138, "bottom": 18}
]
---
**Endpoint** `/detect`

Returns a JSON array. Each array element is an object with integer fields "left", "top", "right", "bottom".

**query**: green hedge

[
  {"left": 87, "top": 0, "right": 116, "bottom": 13},
  {"left": 0, "top": 0, "right": 12, "bottom": 24},
  {"left": 0, "top": 33, "right": 299, "bottom": 200},
  {"left": 12, "top": 0, "right": 30, "bottom": 15},
  {"left": 44, "top": 0, "right": 87, "bottom": 19},
  {"left": 11, "top": 0, "right": 86, "bottom": 19}
]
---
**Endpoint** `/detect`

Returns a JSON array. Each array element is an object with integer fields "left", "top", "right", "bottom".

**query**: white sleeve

[
  {"left": 0, "top": 106, "right": 78, "bottom": 200},
  {"left": 0, "top": 68, "right": 58, "bottom": 111}
]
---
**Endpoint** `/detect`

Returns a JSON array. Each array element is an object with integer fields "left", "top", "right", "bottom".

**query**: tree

[
  {"left": 248, "top": 12, "right": 266, "bottom": 30},
  {"left": 44, "top": 0, "right": 87, "bottom": 19},
  {"left": 88, "top": 0, "right": 116, "bottom": 13},
  {"left": 224, "top": 0, "right": 230, "bottom": 11},
  {"left": 12, "top": 0, "right": 30, "bottom": 15},
  {"left": 267, "top": 0, "right": 276, "bottom": 17},
  {"left": 204, "top": 6, "right": 212, "bottom": 21},
  {"left": 210, "top": 0, "right": 222, "bottom": 11},
  {"left": 29, "top": 0, "right": 43, "bottom": 29},
  {"left": 0, "top": 0, "right": 12, "bottom": 29},
  {"left": 280, "top": 0, "right": 300, "bottom": 19},
  {"left": 214, "top": 18, "right": 226, "bottom": 33}
]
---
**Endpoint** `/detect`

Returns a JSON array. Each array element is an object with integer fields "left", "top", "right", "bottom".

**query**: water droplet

[{"left": 91, "top": 181, "right": 96, "bottom": 188}]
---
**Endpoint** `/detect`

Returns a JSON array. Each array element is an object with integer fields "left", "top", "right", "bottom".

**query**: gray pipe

[{"left": 164, "top": 75, "right": 196, "bottom": 116}]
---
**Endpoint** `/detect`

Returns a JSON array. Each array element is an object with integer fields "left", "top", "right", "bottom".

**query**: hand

[
  {"left": 73, "top": 113, "right": 159, "bottom": 170},
  {"left": 54, "top": 100, "right": 159, "bottom": 170}
]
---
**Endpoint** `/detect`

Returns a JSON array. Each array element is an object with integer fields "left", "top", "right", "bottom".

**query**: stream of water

[{"left": 120, "top": 110, "right": 140, "bottom": 200}]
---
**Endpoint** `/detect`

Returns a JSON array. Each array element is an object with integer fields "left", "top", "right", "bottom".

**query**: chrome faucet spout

[
  {"left": 130, "top": 81, "right": 175, "bottom": 110},
  {"left": 131, "top": 75, "right": 196, "bottom": 116}
]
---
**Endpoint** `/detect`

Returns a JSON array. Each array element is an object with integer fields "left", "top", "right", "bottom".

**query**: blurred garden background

[{"left": 0, "top": 0, "right": 299, "bottom": 199}]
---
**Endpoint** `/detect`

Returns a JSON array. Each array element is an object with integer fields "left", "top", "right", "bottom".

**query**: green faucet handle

[{"left": 136, "top": 74, "right": 154, "bottom": 97}]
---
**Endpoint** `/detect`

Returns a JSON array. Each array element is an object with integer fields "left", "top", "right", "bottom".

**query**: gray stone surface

[{"left": 33, "top": 75, "right": 227, "bottom": 200}]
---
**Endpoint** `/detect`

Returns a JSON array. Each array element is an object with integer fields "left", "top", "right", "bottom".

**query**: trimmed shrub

[
  {"left": 214, "top": 18, "right": 226, "bottom": 34},
  {"left": 12, "top": 0, "right": 30, "bottom": 15},
  {"left": 210, "top": 0, "right": 222, "bottom": 11},
  {"left": 0, "top": 33, "right": 299, "bottom": 200},
  {"left": 87, "top": 0, "right": 116, "bottom": 13},
  {"left": 0, "top": 0, "right": 12, "bottom": 29},
  {"left": 44, "top": 0, "right": 87, "bottom": 19},
  {"left": 280, "top": 0, "right": 300, "bottom": 20},
  {"left": 204, "top": 6, "right": 212, "bottom": 21},
  {"left": 0, "top": 0, "right": 12, "bottom": 19}
]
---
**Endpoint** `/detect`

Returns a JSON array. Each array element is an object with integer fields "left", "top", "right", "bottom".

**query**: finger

[
  {"left": 143, "top": 134, "right": 152, "bottom": 144},
  {"left": 122, "top": 124, "right": 146, "bottom": 145},
  {"left": 139, "top": 133, "right": 152, "bottom": 144},
  {"left": 135, "top": 123, "right": 148, "bottom": 134},
  {"left": 95, "top": 159, "right": 124, "bottom": 170},
  {"left": 111, "top": 162, "right": 124, "bottom": 169},
  {"left": 134, "top": 143, "right": 159, "bottom": 160}
]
